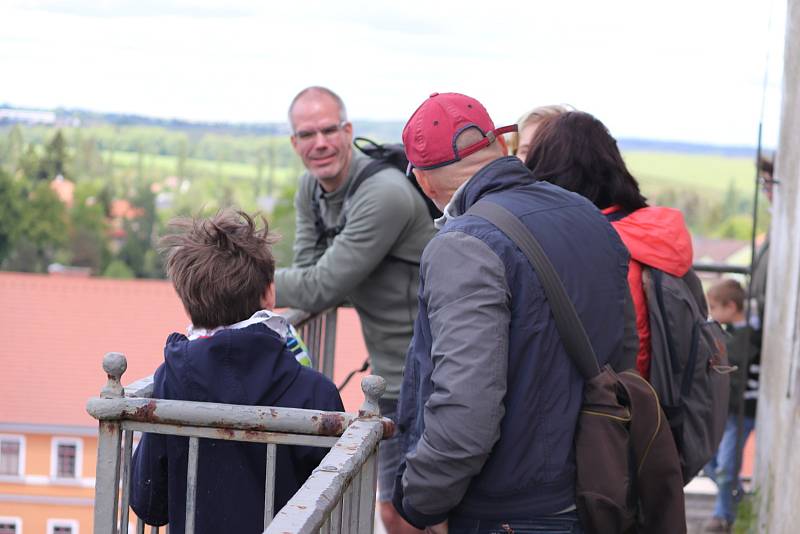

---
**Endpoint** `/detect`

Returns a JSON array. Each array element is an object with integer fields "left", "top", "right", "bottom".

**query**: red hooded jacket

[{"left": 602, "top": 206, "right": 694, "bottom": 379}]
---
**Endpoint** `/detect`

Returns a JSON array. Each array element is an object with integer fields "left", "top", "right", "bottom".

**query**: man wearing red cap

[
  {"left": 393, "top": 93, "right": 634, "bottom": 533},
  {"left": 276, "top": 86, "right": 435, "bottom": 534}
]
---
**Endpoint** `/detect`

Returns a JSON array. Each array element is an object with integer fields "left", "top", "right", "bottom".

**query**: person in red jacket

[{"left": 523, "top": 110, "right": 693, "bottom": 379}]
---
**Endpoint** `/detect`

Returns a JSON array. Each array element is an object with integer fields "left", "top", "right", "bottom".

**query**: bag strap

[
  {"left": 311, "top": 159, "right": 389, "bottom": 245},
  {"left": 467, "top": 199, "right": 601, "bottom": 380}
]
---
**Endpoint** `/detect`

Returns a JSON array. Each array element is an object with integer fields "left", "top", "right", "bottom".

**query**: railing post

[
  {"left": 356, "top": 376, "right": 385, "bottom": 533},
  {"left": 358, "top": 375, "right": 385, "bottom": 419},
  {"left": 119, "top": 430, "right": 134, "bottom": 533},
  {"left": 93, "top": 352, "right": 127, "bottom": 534},
  {"left": 322, "top": 309, "right": 338, "bottom": 380}
]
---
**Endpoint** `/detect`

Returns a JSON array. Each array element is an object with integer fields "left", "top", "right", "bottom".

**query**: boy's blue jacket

[{"left": 131, "top": 323, "right": 344, "bottom": 534}]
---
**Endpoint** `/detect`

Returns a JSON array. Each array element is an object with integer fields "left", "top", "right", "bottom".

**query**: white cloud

[{"left": 0, "top": 0, "right": 787, "bottom": 145}]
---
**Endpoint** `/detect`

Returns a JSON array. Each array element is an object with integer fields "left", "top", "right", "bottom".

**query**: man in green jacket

[{"left": 275, "top": 86, "right": 435, "bottom": 533}]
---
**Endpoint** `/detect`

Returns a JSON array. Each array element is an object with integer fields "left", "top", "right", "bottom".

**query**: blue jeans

[
  {"left": 449, "top": 511, "right": 584, "bottom": 534},
  {"left": 704, "top": 414, "right": 756, "bottom": 523}
]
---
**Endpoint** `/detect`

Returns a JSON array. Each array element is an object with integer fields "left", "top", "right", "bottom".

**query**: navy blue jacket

[
  {"left": 394, "top": 157, "right": 631, "bottom": 527},
  {"left": 131, "top": 324, "right": 344, "bottom": 534}
]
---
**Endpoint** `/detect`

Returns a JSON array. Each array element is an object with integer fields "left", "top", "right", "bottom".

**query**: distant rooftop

[{"left": 0, "top": 272, "right": 368, "bottom": 430}]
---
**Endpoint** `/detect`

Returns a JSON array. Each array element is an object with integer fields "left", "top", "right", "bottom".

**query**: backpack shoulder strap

[
  {"left": 347, "top": 159, "right": 391, "bottom": 200},
  {"left": 644, "top": 266, "right": 682, "bottom": 375},
  {"left": 310, "top": 182, "right": 342, "bottom": 245},
  {"left": 467, "top": 199, "right": 601, "bottom": 379},
  {"left": 311, "top": 159, "right": 390, "bottom": 245}
]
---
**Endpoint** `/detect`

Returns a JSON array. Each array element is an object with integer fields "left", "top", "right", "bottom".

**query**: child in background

[
  {"left": 131, "top": 210, "right": 343, "bottom": 534},
  {"left": 704, "top": 279, "right": 760, "bottom": 533}
]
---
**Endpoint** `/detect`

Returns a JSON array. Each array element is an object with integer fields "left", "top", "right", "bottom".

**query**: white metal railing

[
  {"left": 86, "top": 307, "right": 391, "bottom": 534},
  {"left": 283, "top": 307, "right": 339, "bottom": 381}
]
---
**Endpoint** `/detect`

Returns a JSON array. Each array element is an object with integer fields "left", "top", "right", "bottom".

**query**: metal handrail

[
  {"left": 285, "top": 307, "right": 338, "bottom": 380},
  {"left": 693, "top": 263, "right": 751, "bottom": 275},
  {"left": 87, "top": 352, "right": 392, "bottom": 534}
]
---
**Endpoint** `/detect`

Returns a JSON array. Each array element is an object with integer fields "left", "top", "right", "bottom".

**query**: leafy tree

[
  {"left": 267, "top": 141, "right": 276, "bottom": 196},
  {"left": 176, "top": 137, "right": 188, "bottom": 179},
  {"left": 72, "top": 131, "right": 104, "bottom": 179},
  {"left": 103, "top": 259, "right": 135, "bottom": 279},
  {"left": 721, "top": 180, "right": 740, "bottom": 220},
  {"left": 136, "top": 143, "right": 145, "bottom": 185},
  {"left": 117, "top": 180, "right": 159, "bottom": 277},
  {"left": 0, "top": 168, "right": 23, "bottom": 264},
  {"left": 142, "top": 248, "right": 164, "bottom": 278},
  {"left": 269, "top": 182, "right": 298, "bottom": 267},
  {"left": 5, "top": 181, "right": 68, "bottom": 272},
  {"left": 714, "top": 215, "right": 755, "bottom": 240},
  {"left": 3, "top": 125, "right": 25, "bottom": 173},
  {"left": 37, "top": 130, "right": 69, "bottom": 181},
  {"left": 255, "top": 148, "right": 265, "bottom": 198},
  {"left": 18, "top": 145, "right": 40, "bottom": 182},
  {"left": 68, "top": 182, "right": 111, "bottom": 273}
]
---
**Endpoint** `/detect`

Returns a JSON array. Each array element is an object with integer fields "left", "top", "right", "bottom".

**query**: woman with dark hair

[{"left": 525, "top": 111, "right": 693, "bottom": 380}]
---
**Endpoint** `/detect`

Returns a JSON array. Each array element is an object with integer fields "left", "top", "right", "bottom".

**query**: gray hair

[{"left": 288, "top": 86, "right": 348, "bottom": 128}]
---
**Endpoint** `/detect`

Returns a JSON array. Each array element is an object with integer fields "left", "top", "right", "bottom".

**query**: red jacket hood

[{"left": 606, "top": 206, "right": 693, "bottom": 277}]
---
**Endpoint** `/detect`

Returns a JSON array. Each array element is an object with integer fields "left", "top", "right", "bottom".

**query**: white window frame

[
  {"left": 0, "top": 435, "right": 25, "bottom": 480},
  {"left": 0, "top": 516, "right": 22, "bottom": 534},
  {"left": 50, "top": 437, "right": 83, "bottom": 481},
  {"left": 46, "top": 519, "right": 78, "bottom": 534}
]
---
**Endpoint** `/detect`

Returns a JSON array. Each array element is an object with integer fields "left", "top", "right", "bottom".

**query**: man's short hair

[
  {"left": 160, "top": 210, "right": 278, "bottom": 329},
  {"left": 288, "top": 86, "right": 347, "bottom": 127},
  {"left": 707, "top": 278, "right": 745, "bottom": 311}
]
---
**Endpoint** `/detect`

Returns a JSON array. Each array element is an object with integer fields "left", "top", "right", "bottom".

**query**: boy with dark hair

[
  {"left": 131, "top": 210, "right": 344, "bottom": 534},
  {"left": 704, "top": 278, "right": 760, "bottom": 533}
]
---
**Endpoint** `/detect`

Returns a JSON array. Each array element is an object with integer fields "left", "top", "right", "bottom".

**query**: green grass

[
  {"left": 96, "top": 146, "right": 765, "bottom": 221},
  {"left": 104, "top": 149, "right": 299, "bottom": 186},
  {"left": 734, "top": 491, "right": 758, "bottom": 533},
  {"left": 104, "top": 147, "right": 759, "bottom": 198},
  {"left": 623, "top": 150, "right": 756, "bottom": 197}
]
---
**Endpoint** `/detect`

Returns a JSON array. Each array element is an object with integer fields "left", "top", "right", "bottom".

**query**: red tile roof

[
  {"left": 110, "top": 199, "right": 144, "bottom": 220},
  {"left": 49, "top": 176, "right": 75, "bottom": 207},
  {"left": 0, "top": 272, "right": 369, "bottom": 429},
  {"left": 692, "top": 236, "right": 749, "bottom": 263}
]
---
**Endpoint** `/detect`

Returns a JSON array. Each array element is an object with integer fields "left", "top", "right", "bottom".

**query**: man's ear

[
  {"left": 261, "top": 283, "right": 276, "bottom": 310},
  {"left": 290, "top": 135, "right": 300, "bottom": 155},
  {"left": 342, "top": 121, "right": 354, "bottom": 141}
]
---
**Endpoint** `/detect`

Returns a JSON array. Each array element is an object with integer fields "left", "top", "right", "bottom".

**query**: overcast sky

[{"left": 0, "top": 0, "right": 788, "bottom": 146}]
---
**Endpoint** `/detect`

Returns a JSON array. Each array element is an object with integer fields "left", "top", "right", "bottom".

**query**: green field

[
  {"left": 107, "top": 147, "right": 760, "bottom": 199},
  {"left": 623, "top": 150, "right": 756, "bottom": 197},
  {"left": 107, "top": 149, "right": 299, "bottom": 187}
]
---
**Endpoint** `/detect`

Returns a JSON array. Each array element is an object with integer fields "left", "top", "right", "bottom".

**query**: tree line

[
  {"left": 0, "top": 122, "right": 768, "bottom": 279},
  {"left": 0, "top": 125, "right": 301, "bottom": 278}
]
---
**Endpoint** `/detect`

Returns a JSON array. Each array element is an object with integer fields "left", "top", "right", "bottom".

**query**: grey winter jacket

[{"left": 275, "top": 150, "right": 436, "bottom": 399}]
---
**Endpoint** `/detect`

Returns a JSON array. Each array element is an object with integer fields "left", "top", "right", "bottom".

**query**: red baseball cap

[{"left": 402, "top": 92, "right": 517, "bottom": 174}]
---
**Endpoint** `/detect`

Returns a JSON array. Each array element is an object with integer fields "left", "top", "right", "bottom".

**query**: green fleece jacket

[{"left": 275, "top": 150, "right": 436, "bottom": 399}]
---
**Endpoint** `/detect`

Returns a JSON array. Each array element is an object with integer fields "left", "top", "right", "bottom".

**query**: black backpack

[
  {"left": 311, "top": 137, "right": 442, "bottom": 245},
  {"left": 643, "top": 267, "right": 734, "bottom": 483}
]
